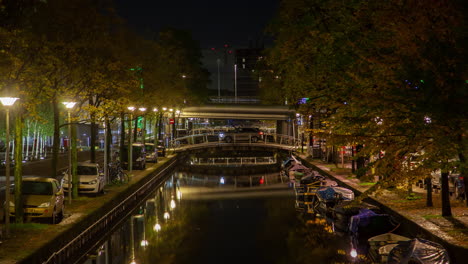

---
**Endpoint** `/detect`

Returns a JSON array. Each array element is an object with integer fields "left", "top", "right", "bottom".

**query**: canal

[{"left": 82, "top": 171, "right": 356, "bottom": 264}]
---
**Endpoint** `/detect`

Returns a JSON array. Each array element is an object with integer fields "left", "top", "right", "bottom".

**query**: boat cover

[
  {"left": 300, "top": 175, "right": 325, "bottom": 185},
  {"left": 317, "top": 186, "right": 354, "bottom": 202},
  {"left": 288, "top": 163, "right": 309, "bottom": 172},
  {"left": 387, "top": 238, "right": 450, "bottom": 264},
  {"left": 349, "top": 208, "right": 387, "bottom": 234}
]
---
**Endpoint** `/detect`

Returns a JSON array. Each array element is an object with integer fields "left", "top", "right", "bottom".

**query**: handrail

[{"left": 167, "top": 133, "right": 299, "bottom": 151}]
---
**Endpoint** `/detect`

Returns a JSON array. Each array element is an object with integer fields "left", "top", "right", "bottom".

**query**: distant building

[
  {"left": 234, "top": 48, "right": 263, "bottom": 97},
  {"left": 201, "top": 41, "right": 265, "bottom": 103}
]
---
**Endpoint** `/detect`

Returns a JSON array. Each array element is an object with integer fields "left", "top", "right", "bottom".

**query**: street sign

[{"left": 169, "top": 118, "right": 175, "bottom": 124}]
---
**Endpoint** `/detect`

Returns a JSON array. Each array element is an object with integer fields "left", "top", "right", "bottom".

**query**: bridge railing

[{"left": 168, "top": 132, "right": 299, "bottom": 150}]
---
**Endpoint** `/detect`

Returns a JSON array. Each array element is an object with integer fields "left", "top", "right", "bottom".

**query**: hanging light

[
  {"left": 170, "top": 199, "right": 176, "bottom": 209},
  {"left": 164, "top": 211, "right": 170, "bottom": 220}
]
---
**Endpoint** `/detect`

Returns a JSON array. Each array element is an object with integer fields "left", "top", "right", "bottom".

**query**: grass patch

[
  {"left": 392, "top": 199, "right": 416, "bottom": 203},
  {"left": 10, "top": 222, "right": 49, "bottom": 230},
  {"left": 359, "top": 182, "right": 375, "bottom": 186},
  {"left": 423, "top": 214, "right": 443, "bottom": 220},
  {"left": 406, "top": 193, "right": 422, "bottom": 200}
]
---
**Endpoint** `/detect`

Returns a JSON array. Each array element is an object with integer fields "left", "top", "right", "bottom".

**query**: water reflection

[{"left": 82, "top": 171, "right": 361, "bottom": 264}]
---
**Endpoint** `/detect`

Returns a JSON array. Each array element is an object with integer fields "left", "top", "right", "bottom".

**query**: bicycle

[{"left": 108, "top": 162, "right": 129, "bottom": 185}]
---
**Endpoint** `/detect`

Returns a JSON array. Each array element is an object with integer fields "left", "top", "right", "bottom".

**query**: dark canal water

[{"left": 82, "top": 171, "right": 356, "bottom": 264}]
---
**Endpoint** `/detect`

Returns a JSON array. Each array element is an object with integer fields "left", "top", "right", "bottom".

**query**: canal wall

[
  {"left": 298, "top": 157, "right": 467, "bottom": 263},
  {"left": 19, "top": 155, "right": 182, "bottom": 264}
]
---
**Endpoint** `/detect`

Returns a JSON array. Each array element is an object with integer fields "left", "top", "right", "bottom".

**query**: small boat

[
  {"left": 331, "top": 201, "right": 381, "bottom": 232},
  {"left": 315, "top": 186, "right": 355, "bottom": 217},
  {"left": 387, "top": 238, "right": 450, "bottom": 264},
  {"left": 349, "top": 209, "right": 398, "bottom": 241},
  {"left": 367, "top": 233, "right": 411, "bottom": 263}
]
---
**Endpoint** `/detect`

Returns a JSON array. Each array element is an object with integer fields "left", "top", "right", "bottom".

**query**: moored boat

[
  {"left": 387, "top": 238, "right": 450, "bottom": 264},
  {"left": 367, "top": 233, "right": 411, "bottom": 263}
]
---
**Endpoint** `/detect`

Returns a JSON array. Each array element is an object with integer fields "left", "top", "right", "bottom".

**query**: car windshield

[
  {"left": 77, "top": 166, "right": 98, "bottom": 175},
  {"left": 22, "top": 181, "right": 53, "bottom": 195}
]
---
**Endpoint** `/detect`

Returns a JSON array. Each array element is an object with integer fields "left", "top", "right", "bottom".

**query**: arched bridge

[{"left": 168, "top": 133, "right": 299, "bottom": 153}]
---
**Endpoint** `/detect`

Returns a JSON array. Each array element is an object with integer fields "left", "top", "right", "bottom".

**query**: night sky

[{"left": 114, "top": 0, "right": 280, "bottom": 48}]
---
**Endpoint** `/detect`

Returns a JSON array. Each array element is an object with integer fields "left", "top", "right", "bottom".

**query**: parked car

[
  {"left": 144, "top": 143, "right": 158, "bottom": 163},
  {"left": 9, "top": 177, "right": 65, "bottom": 224},
  {"left": 218, "top": 127, "right": 264, "bottom": 143},
  {"left": 63, "top": 162, "right": 105, "bottom": 195},
  {"left": 122, "top": 143, "right": 146, "bottom": 169},
  {"left": 157, "top": 140, "right": 166, "bottom": 157}
]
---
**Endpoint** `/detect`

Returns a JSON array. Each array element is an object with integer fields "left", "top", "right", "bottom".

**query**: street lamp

[
  {"left": 63, "top": 101, "right": 76, "bottom": 205},
  {"left": 139, "top": 108, "right": 147, "bottom": 144},
  {"left": 127, "top": 106, "right": 135, "bottom": 174},
  {"left": 153, "top": 108, "right": 158, "bottom": 142},
  {"left": 158, "top": 107, "right": 167, "bottom": 142},
  {"left": 169, "top": 108, "right": 174, "bottom": 141},
  {"left": 0, "top": 96, "right": 19, "bottom": 237}
]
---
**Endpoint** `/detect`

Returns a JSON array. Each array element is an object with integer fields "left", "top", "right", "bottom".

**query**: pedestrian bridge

[
  {"left": 179, "top": 105, "right": 296, "bottom": 120},
  {"left": 168, "top": 133, "right": 299, "bottom": 153}
]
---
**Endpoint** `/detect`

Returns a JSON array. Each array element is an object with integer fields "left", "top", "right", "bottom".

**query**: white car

[{"left": 63, "top": 162, "right": 105, "bottom": 195}]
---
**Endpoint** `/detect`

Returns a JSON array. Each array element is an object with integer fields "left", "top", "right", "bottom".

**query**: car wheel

[
  {"left": 251, "top": 137, "right": 258, "bottom": 143},
  {"left": 225, "top": 136, "right": 233, "bottom": 143}
]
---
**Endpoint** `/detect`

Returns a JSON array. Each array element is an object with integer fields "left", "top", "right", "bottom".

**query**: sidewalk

[
  {"left": 298, "top": 155, "right": 468, "bottom": 253},
  {"left": 0, "top": 155, "right": 174, "bottom": 263}
]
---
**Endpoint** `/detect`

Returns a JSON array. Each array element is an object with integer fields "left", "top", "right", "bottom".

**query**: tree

[{"left": 266, "top": 0, "right": 467, "bottom": 215}]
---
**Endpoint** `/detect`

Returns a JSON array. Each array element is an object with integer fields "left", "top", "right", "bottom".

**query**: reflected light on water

[
  {"left": 141, "top": 240, "right": 148, "bottom": 247},
  {"left": 154, "top": 223, "right": 161, "bottom": 232}
]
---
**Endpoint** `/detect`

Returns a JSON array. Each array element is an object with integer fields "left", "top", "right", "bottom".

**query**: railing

[
  {"left": 36, "top": 159, "right": 178, "bottom": 264},
  {"left": 168, "top": 132, "right": 299, "bottom": 151},
  {"left": 189, "top": 156, "right": 277, "bottom": 166}
]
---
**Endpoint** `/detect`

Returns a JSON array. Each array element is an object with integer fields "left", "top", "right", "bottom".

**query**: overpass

[{"left": 179, "top": 105, "right": 296, "bottom": 121}]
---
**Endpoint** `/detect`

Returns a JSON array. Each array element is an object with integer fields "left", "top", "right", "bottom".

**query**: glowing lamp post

[
  {"left": 0, "top": 97, "right": 19, "bottom": 237},
  {"left": 139, "top": 108, "right": 146, "bottom": 144},
  {"left": 63, "top": 101, "right": 76, "bottom": 205},
  {"left": 127, "top": 107, "right": 135, "bottom": 174}
]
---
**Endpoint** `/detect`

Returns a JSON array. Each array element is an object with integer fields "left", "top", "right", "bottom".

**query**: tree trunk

[
  {"left": 441, "top": 171, "right": 452, "bottom": 217},
  {"left": 14, "top": 114, "right": 24, "bottom": 223},
  {"left": 25, "top": 120, "right": 30, "bottom": 160},
  {"left": 425, "top": 177, "right": 433, "bottom": 207},
  {"left": 90, "top": 117, "right": 96, "bottom": 163},
  {"left": 455, "top": 151, "right": 467, "bottom": 206},
  {"left": 105, "top": 117, "right": 111, "bottom": 164},
  {"left": 157, "top": 112, "right": 163, "bottom": 141},
  {"left": 72, "top": 122, "right": 78, "bottom": 199},
  {"left": 133, "top": 115, "right": 138, "bottom": 142},
  {"left": 119, "top": 113, "right": 125, "bottom": 166},
  {"left": 52, "top": 96, "right": 60, "bottom": 178},
  {"left": 142, "top": 115, "right": 146, "bottom": 145}
]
